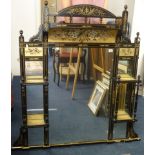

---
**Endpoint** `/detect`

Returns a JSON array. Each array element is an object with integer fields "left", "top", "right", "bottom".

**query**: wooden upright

[
  {"left": 108, "top": 32, "right": 141, "bottom": 140},
  {"left": 14, "top": 1, "right": 49, "bottom": 147}
]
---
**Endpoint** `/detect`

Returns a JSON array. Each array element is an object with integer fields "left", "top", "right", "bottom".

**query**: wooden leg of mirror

[
  {"left": 83, "top": 63, "right": 86, "bottom": 82},
  {"left": 71, "top": 48, "right": 82, "bottom": 99},
  {"left": 91, "top": 48, "right": 96, "bottom": 81},
  {"left": 66, "top": 67, "right": 70, "bottom": 89},
  {"left": 126, "top": 122, "right": 138, "bottom": 138},
  {"left": 53, "top": 53, "right": 56, "bottom": 82},
  {"left": 44, "top": 126, "right": 49, "bottom": 146},
  {"left": 82, "top": 49, "right": 86, "bottom": 82},
  {"left": 108, "top": 120, "right": 114, "bottom": 140},
  {"left": 100, "top": 48, "right": 105, "bottom": 73},
  {"left": 60, "top": 64, "right": 62, "bottom": 81},
  {"left": 57, "top": 60, "right": 60, "bottom": 86},
  {"left": 66, "top": 48, "right": 73, "bottom": 89},
  {"left": 13, "top": 127, "right": 28, "bottom": 147},
  {"left": 21, "top": 126, "right": 28, "bottom": 146}
]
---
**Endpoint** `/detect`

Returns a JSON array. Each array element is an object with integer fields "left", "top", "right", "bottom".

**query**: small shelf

[
  {"left": 25, "top": 57, "right": 43, "bottom": 61},
  {"left": 25, "top": 76, "right": 46, "bottom": 84},
  {"left": 118, "top": 74, "right": 136, "bottom": 82},
  {"left": 27, "top": 114, "right": 46, "bottom": 127},
  {"left": 117, "top": 110, "right": 132, "bottom": 121}
]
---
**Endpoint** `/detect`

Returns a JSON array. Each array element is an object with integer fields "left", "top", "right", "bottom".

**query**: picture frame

[
  {"left": 88, "top": 81, "right": 107, "bottom": 115},
  {"left": 101, "top": 73, "right": 110, "bottom": 86}
]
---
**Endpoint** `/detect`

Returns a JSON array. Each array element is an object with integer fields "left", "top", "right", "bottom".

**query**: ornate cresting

[{"left": 58, "top": 4, "right": 116, "bottom": 18}]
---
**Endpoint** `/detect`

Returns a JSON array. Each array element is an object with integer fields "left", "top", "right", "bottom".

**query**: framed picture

[
  {"left": 102, "top": 73, "right": 110, "bottom": 86},
  {"left": 88, "top": 81, "right": 107, "bottom": 115}
]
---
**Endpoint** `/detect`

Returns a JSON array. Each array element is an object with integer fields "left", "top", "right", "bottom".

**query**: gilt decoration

[
  {"left": 119, "top": 48, "right": 135, "bottom": 57},
  {"left": 25, "top": 47, "right": 43, "bottom": 57},
  {"left": 58, "top": 4, "right": 116, "bottom": 18},
  {"left": 48, "top": 28, "right": 117, "bottom": 43}
]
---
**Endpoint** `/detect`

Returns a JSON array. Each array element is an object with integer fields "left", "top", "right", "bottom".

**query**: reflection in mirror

[
  {"left": 47, "top": 48, "right": 114, "bottom": 144},
  {"left": 25, "top": 61, "right": 43, "bottom": 76},
  {"left": 118, "top": 60, "right": 134, "bottom": 76}
]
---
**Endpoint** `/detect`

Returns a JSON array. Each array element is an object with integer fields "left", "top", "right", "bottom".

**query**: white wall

[
  {"left": 107, "top": 0, "right": 144, "bottom": 79},
  {"left": 107, "top": 0, "right": 135, "bottom": 34},
  {"left": 107, "top": 0, "right": 125, "bottom": 16},
  {"left": 130, "top": 0, "right": 145, "bottom": 80},
  {"left": 11, "top": 0, "right": 41, "bottom": 75}
]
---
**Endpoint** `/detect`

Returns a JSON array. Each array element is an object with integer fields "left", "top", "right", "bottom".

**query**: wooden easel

[
  {"left": 66, "top": 47, "right": 82, "bottom": 99},
  {"left": 91, "top": 48, "right": 106, "bottom": 80},
  {"left": 66, "top": 47, "right": 106, "bottom": 99}
]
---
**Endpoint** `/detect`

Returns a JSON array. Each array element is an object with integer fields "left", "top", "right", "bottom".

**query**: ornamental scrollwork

[
  {"left": 119, "top": 48, "right": 135, "bottom": 56},
  {"left": 58, "top": 4, "right": 116, "bottom": 18},
  {"left": 48, "top": 28, "right": 117, "bottom": 43},
  {"left": 25, "top": 47, "right": 43, "bottom": 57}
]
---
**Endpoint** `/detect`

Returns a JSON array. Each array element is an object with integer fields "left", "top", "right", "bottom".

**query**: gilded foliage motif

[
  {"left": 25, "top": 47, "right": 43, "bottom": 57},
  {"left": 119, "top": 48, "right": 135, "bottom": 56},
  {"left": 58, "top": 4, "right": 116, "bottom": 18},
  {"left": 48, "top": 28, "right": 117, "bottom": 43}
]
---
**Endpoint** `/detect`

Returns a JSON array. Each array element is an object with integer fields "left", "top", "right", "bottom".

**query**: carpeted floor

[{"left": 11, "top": 56, "right": 144, "bottom": 155}]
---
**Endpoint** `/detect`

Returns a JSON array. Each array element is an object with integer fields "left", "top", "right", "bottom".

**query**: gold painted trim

[
  {"left": 119, "top": 48, "right": 135, "bottom": 57},
  {"left": 12, "top": 137, "right": 140, "bottom": 150}
]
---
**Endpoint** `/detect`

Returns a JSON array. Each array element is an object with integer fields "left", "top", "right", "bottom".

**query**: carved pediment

[{"left": 58, "top": 4, "right": 116, "bottom": 18}]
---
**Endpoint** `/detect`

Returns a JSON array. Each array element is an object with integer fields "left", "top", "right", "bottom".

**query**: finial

[
  {"left": 138, "top": 75, "right": 141, "bottom": 79},
  {"left": 117, "top": 75, "right": 121, "bottom": 82},
  {"left": 124, "top": 5, "right": 127, "bottom": 10},
  {"left": 44, "top": 0, "right": 48, "bottom": 6},
  {"left": 135, "top": 32, "right": 140, "bottom": 43},
  {"left": 69, "top": 16, "right": 72, "bottom": 23},
  {"left": 20, "top": 30, "right": 23, "bottom": 35},
  {"left": 136, "top": 32, "right": 140, "bottom": 37},
  {"left": 100, "top": 18, "right": 103, "bottom": 24},
  {"left": 54, "top": 16, "right": 56, "bottom": 23}
]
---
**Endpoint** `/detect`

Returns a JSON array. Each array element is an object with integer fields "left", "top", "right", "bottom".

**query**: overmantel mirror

[{"left": 11, "top": 0, "right": 142, "bottom": 150}]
